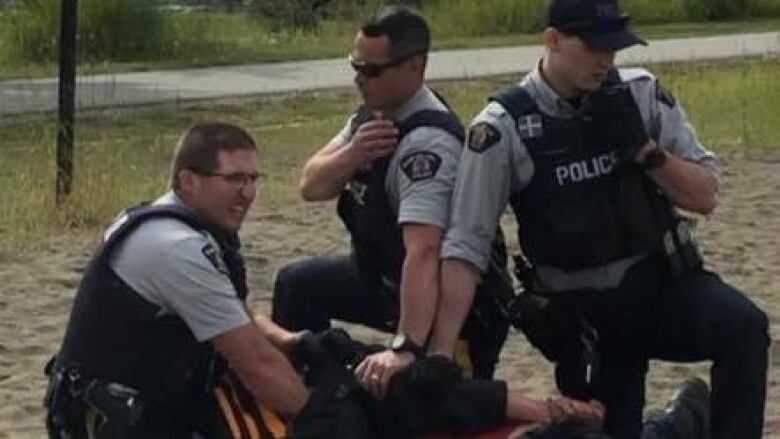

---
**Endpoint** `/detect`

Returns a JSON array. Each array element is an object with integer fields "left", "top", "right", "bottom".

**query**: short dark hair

[
  {"left": 361, "top": 6, "right": 430, "bottom": 60},
  {"left": 169, "top": 121, "right": 257, "bottom": 189}
]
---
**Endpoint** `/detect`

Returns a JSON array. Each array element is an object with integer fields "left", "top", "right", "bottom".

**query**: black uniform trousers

[
  {"left": 272, "top": 254, "right": 509, "bottom": 379},
  {"left": 547, "top": 255, "right": 769, "bottom": 439}
]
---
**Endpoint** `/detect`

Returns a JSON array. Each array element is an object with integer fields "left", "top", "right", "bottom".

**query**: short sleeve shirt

[
  {"left": 442, "top": 63, "right": 717, "bottom": 291},
  {"left": 336, "top": 86, "right": 463, "bottom": 230},
  {"left": 110, "top": 192, "right": 250, "bottom": 341}
]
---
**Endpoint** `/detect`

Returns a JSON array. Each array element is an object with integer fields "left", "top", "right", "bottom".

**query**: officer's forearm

[
  {"left": 253, "top": 312, "right": 296, "bottom": 353},
  {"left": 427, "top": 258, "right": 479, "bottom": 357},
  {"left": 646, "top": 150, "right": 719, "bottom": 215},
  {"left": 300, "top": 143, "right": 361, "bottom": 201},
  {"left": 213, "top": 324, "right": 309, "bottom": 418},
  {"left": 397, "top": 240, "right": 441, "bottom": 345},
  {"left": 247, "top": 356, "right": 310, "bottom": 419}
]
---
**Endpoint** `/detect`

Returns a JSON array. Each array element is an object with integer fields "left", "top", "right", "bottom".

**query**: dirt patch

[{"left": 1, "top": 156, "right": 777, "bottom": 438}]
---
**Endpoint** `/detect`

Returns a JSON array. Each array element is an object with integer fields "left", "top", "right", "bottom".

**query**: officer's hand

[
  {"left": 589, "top": 84, "right": 650, "bottom": 167},
  {"left": 354, "top": 349, "right": 415, "bottom": 400},
  {"left": 546, "top": 396, "right": 605, "bottom": 429},
  {"left": 346, "top": 119, "right": 398, "bottom": 166}
]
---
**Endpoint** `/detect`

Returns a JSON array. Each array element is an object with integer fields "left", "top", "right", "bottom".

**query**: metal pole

[{"left": 56, "top": 0, "right": 78, "bottom": 204}]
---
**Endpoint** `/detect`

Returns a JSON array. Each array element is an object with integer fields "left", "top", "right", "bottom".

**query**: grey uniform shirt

[
  {"left": 334, "top": 86, "right": 462, "bottom": 229},
  {"left": 110, "top": 191, "right": 250, "bottom": 341},
  {"left": 442, "top": 64, "right": 717, "bottom": 292}
]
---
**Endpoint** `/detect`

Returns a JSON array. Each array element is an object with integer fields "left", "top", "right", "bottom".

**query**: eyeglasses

[
  {"left": 195, "top": 170, "right": 265, "bottom": 189},
  {"left": 348, "top": 52, "right": 421, "bottom": 78}
]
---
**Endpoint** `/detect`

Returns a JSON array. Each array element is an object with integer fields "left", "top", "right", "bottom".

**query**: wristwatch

[
  {"left": 640, "top": 145, "right": 668, "bottom": 170},
  {"left": 387, "top": 333, "right": 425, "bottom": 358}
]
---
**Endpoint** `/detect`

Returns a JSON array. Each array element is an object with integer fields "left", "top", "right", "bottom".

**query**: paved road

[{"left": 1, "top": 31, "right": 778, "bottom": 116}]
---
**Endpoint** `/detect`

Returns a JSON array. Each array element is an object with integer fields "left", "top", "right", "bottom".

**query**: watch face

[{"left": 390, "top": 334, "right": 406, "bottom": 350}]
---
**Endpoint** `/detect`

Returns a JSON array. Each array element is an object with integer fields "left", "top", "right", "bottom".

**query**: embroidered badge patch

[
  {"left": 467, "top": 122, "right": 501, "bottom": 153},
  {"left": 401, "top": 151, "right": 442, "bottom": 182},
  {"left": 202, "top": 243, "right": 229, "bottom": 275}
]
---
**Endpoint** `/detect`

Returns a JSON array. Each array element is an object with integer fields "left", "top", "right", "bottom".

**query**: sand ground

[{"left": 0, "top": 155, "right": 777, "bottom": 438}]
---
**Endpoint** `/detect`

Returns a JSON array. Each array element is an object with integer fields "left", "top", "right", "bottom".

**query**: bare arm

[
  {"left": 397, "top": 223, "right": 443, "bottom": 344},
  {"left": 636, "top": 76, "right": 719, "bottom": 215},
  {"left": 427, "top": 258, "right": 480, "bottom": 358},
  {"left": 354, "top": 223, "right": 443, "bottom": 398},
  {"left": 253, "top": 311, "right": 300, "bottom": 353},
  {"left": 639, "top": 143, "right": 718, "bottom": 215},
  {"left": 213, "top": 322, "right": 309, "bottom": 418},
  {"left": 300, "top": 119, "right": 398, "bottom": 201}
]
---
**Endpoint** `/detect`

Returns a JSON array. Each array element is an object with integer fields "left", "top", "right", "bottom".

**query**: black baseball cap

[{"left": 545, "top": 0, "right": 647, "bottom": 52}]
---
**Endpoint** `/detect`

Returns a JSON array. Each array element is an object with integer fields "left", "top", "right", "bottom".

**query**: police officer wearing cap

[
  {"left": 427, "top": 0, "right": 769, "bottom": 438},
  {"left": 44, "top": 123, "right": 316, "bottom": 437},
  {"left": 272, "top": 5, "right": 511, "bottom": 398}
]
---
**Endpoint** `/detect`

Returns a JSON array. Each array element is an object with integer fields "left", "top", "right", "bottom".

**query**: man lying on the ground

[{"left": 290, "top": 328, "right": 710, "bottom": 439}]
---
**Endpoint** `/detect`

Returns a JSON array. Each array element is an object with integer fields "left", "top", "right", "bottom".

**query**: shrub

[
  {"left": 248, "top": 0, "right": 328, "bottom": 31},
  {"left": 681, "top": 0, "right": 751, "bottom": 21},
  {"left": 79, "top": 0, "right": 175, "bottom": 61},
  {"left": 620, "top": 0, "right": 685, "bottom": 24},
  {"left": 3, "top": 0, "right": 175, "bottom": 63},
  {"left": 425, "top": 0, "right": 547, "bottom": 37}
]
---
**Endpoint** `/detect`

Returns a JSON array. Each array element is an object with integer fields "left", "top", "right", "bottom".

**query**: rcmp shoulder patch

[
  {"left": 655, "top": 79, "right": 676, "bottom": 108},
  {"left": 467, "top": 122, "right": 501, "bottom": 153},
  {"left": 202, "top": 243, "right": 229, "bottom": 275},
  {"left": 401, "top": 151, "right": 442, "bottom": 182}
]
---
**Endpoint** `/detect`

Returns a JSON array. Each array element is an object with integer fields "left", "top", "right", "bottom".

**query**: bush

[
  {"left": 425, "top": 0, "right": 547, "bottom": 37},
  {"left": 620, "top": 0, "right": 685, "bottom": 24},
  {"left": 79, "top": 0, "right": 175, "bottom": 61},
  {"left": 248, "top": 0, "right": 435, "bottom": 32},
  {"left": 249, "top": 0, "right": 328, "bottom": 31},
  {"left": 681, "top": 0, "right": 751, "bottom": 21},
  {"left": 3, "top": 0, "right": 60, "bottom": 62},
  {"left": 3, "top": 0, "right": 175, "bottom": 63}
]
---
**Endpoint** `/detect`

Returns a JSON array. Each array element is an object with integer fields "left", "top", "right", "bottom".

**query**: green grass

[
  {"left": 1, "top": 6, "right": 779, "bottom": 79},
  {"left": 0, "top": 57, "right": 778, "bottom": 250}
]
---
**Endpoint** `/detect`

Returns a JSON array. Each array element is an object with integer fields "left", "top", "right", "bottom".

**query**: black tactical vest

[
  {"left": 491, "top": 72, "right": 681, "bottom": 271},
  {"left": 335, "top": 103, "right": 465, "bottom": 287},
  {"left": 55, "top": 202, "right": 247, "bottom": 432}
]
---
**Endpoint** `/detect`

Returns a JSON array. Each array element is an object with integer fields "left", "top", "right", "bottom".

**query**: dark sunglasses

[{"left": 348, "top": 51, "right": 421, "bottom": 78}]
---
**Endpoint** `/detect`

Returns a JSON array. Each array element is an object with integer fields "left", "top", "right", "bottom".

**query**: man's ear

[
  {"left": 177, "top": 169, "right": 198, "bottom": 195},
  {"left": 408, "top": 54, "right": 426, "bottom": 76},
  {"left": 543, "top": 27, "right": 561, "bottom": 52}
]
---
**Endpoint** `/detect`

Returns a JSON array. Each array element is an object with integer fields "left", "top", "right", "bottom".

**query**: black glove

[
  {"left": 290, "top": 328, "right": 370, "bottom": 386},
  {"left": 289, "top": 329, "right": 376, "bottom": 439},
  {"left": 588, "top": 83, "right": 650, "bottom": 167}
]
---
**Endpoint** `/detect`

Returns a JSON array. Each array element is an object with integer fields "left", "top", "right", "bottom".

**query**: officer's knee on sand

[
  {"left": 732, "top": 298, "right": 770, "bottom": 349},
  {"left": 271, "top": 258, "right": 319, "bottom": 327}
]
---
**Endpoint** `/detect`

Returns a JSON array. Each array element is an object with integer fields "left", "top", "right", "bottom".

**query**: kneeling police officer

[
  {"left": 428, "top": 0, "right": 770, "bottom": 438},
  {"left": 272, "top": 5, "right": 512, "bottom": 397},
  {"left": 44, "top": 122, "right": 328, "bottom": 438}
]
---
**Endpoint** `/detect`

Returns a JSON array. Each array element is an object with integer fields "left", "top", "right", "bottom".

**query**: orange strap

[{"left": 212, "top": 371, "right": 288, "bottom": 439}]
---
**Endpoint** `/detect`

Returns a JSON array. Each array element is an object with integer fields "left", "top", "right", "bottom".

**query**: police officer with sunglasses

[
  {"left": 427, "top": 0, "right": 770, "bottom": 438},
  {"left": 272, "top": 5, "right": 512, "bottom": 400}
]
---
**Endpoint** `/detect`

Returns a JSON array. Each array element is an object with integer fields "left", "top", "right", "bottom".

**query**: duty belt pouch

[
  {"left": 82, "top": 381, "right": 144, "bottom": 439},
  {"left": 663, "top": 218, "right": 703, "bottom": 277},
  {"left": 43, "top": 356, "right": 87, "bottom": 439}
]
